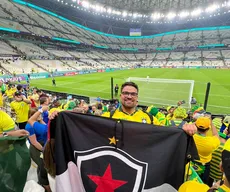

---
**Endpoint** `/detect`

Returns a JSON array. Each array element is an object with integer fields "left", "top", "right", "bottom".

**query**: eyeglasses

[{"left": 121, "top": 91, "right": 138, "bottom": 97}]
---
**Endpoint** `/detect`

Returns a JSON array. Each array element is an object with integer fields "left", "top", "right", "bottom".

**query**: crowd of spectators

[{"left": 0, "top": 80, "right": 230, "bottom": 192}]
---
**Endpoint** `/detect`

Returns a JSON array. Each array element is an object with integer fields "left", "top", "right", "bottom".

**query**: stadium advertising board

[
  {"left": 51, "top": 73, "right": 64, "bottom": 77},
  {"left": 30, "top": 75, "right": 49, "bottom": 79},
  {"left": 64, "top": 72, "right": 78, "bottom": 76},
  {"left": 97, "top": 69, "right": 105, "bottom": 73},
  {"left": 0, "top": 76, "right": 25, "bottom": 83}
]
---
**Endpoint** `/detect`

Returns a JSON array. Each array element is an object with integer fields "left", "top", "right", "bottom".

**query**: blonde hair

[{"left": 94, "top": 110, "right": 103, "bottom": 116}]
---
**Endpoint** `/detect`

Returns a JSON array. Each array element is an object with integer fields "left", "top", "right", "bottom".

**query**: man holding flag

[{"left": 48, "top": 81, "right": 199, "bottom": 192}]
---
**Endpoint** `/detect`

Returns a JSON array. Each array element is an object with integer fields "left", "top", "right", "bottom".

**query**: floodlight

[
  {"left": 191, "top": 8, "right": 202, "bottom": 16},
  {"left": 107, "top": 8, "right": 112, "bottom": 14},
  {"left": 95, "top": 5, "right": 101, "bottom": 12},
  {"left": 205, "top": 4, "right": 219, "bottom": 12},
  {"left": 82, "top": 1, "right": 89, "bottom": 8},
  {"left": 179, "top": 11, "right": 189, "bottom": 18},
  {"left": 133, "top": 13, "right": 137, "bottom": 18},
  {"left": 72, "top": 0, "right": 76, "bottom": 2},
  {"left": 167, "top": 12, "right": 176, "bottom": 19},
  {"left": 151, "top": 13, "right": 161, "bottom": 20},
  {"left": 122, "top": 11, "right": 127, "bottom": 17}
]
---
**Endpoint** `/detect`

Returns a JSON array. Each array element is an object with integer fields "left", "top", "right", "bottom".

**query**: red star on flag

[{"left": 88, "top": 164, "right": 127, "bottom": 192}]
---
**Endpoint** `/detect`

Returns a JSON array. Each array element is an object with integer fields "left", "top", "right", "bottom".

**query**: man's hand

[
  {"left": 8, "top": 130, "right": 29, "bottom": 137},
  {"left": 49, "top": 110, "right": 59, "bottom": 120},
  {"left": 42, "top": 105, "right": 49, "bottom": 112},
  {"left": 182, "top": 123, "right": 197, "bottom": 136}
]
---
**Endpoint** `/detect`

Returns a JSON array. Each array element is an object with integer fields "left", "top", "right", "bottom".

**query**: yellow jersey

[
  {"left": 193, "top": 134, "right": 220, "bottom": 164},
  {"left": 102, "top": 107, "right": 160, "bottom": 125},
  {"left": 5, "top": 88, "right": 16, "bottom": 99},
  {"left": 0, "top": 110, "right": 15, "bottom": 134},
  {"left": 49, "top": 107, "right": 64, "bottom": 115},
  {"left": 218, "top": 184, "right": 230, "bottom": 192},
  {"left": 0, "top": 92, "right": 3, "bottom": 107},
  {"left": 30, "top": 93, "right": 40, "bottom": 107},
  {"left": 10, "top": 101, "right": 30, "bottom": 123}
]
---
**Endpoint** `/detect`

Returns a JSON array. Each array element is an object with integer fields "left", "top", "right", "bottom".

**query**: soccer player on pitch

[{"left": 52, "top": 78, "right": 56, "bottom": 86}]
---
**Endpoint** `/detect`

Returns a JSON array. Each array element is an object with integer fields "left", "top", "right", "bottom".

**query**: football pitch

[{"left": 29, "top": 68, "right": 230, "bottom": 115}]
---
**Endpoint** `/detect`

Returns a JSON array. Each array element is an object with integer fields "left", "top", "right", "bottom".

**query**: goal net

[{"left": 127, "top": 77, "right": 195, "bottom": 109}]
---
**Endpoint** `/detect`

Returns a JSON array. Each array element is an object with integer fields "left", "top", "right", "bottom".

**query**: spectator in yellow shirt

[
  {"left": 0, "top": 91, "right": 3, "bottom": 108},
  {"left": 179, "top": 139, "right": 230, "bottom": 192},
  {"left": 10, "top": 91, "right": 31, "bottom": 129},
  {"left": 193, "top": 117, "right": 220, "bottom": 184},
  {"left": 30, "top": 88, "right": 40, "bottom": 107},
  {"left": 101, "top": 82, "right": 197, "bottom": 135},
  {"left": 0, "top": 109, "right": 15, "bottom": 134},
  {"left": 4, "top": 84, "right": 16, "bottom": 103}
]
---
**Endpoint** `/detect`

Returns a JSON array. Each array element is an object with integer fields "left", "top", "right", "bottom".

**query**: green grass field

[{"left": 29, "top": 68, "right": 230, "bottom": 114}]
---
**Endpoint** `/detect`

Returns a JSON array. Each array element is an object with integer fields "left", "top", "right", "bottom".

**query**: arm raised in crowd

[
  {"left": 22, "top": 95, "right": 32, "bottom": 104},
  {"left": 28, "top": 106, "right": 49, "bottom": 127}
]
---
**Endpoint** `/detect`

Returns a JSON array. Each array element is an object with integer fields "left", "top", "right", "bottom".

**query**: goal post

[{"left": 126, "top": 77, "right": 195, "bottom": 109}]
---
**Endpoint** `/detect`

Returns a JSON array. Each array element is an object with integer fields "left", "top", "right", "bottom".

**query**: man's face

[
  {"left": 0, "top": 81, "right": 2, "bottom": 86},
  {"left": 14, "top": 94, "right": 22, "bottom": 101},
  {"left": 33, "top": 89, "right": 37, "bottom": 94},
  {"left": 169, "top": 107, "right": 175, "bottom": 114},
  {"left": 92, "top": 105, "right": 96, "bottom": 112},
  {"left": 120, "top": 86, "right": 138, "bottom": 109},
  {"left": 44, "top": 98, "right": 50, "bottom": 105}
]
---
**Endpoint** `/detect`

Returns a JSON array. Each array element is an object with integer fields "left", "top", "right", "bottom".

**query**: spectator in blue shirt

[
  {"left": 26, "top": 106, "right": 51, "bottom": 192},
  {"left": 39, "top": 97, "right": 50, "bottom": 124}
]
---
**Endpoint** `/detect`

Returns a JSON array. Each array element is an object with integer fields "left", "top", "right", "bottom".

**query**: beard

[{"left": 122, "top": 99, "right": 136, "bottom": 109}]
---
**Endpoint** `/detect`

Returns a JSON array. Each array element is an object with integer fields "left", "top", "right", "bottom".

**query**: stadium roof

[
  {"left": 24, "top": 0, "right": 230, "bottom": 36},
  {"left": 84, "top": 0, "right": 226, "bottom": 14}
]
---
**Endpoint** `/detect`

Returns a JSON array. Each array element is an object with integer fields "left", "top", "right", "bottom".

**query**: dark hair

[
  {"left": 17, "top": 85, "right": 23, "bottom": 91},
  {"left": 121, "top": 82, "right": 139, "bottom": 93},
  {"left": 40, "top": 97, "right": 48, "bottom": 105},
  {"left": 98, "top": 103, "right": 103, "bottom": 110}
]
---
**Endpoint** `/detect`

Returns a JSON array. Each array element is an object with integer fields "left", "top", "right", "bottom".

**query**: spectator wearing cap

[
  {"left": 64, "top": 95, "right": 76, "bottom": 110},
  {"left": 146, "top": 106, "right": 164, "bottom": 125},
  {"left": 10, "top": 91, "right": 31, "bottom": 129},
  {"left": 180, "top": 139, "right": 230, "bottom": 191},
  {"left": 178, "top": 181, "right": 209, "bottom": 192},
  {"left": 193, "top": 117, "right": 220, "bottom": 184},
  {"left": 169, "top": 107, "right": 188, "bottom": 127}
]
